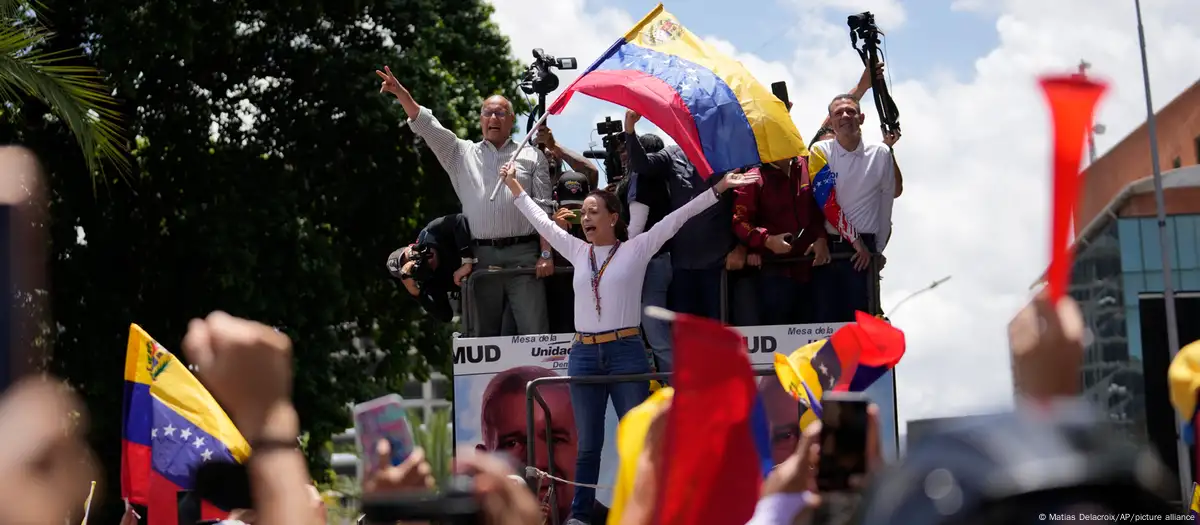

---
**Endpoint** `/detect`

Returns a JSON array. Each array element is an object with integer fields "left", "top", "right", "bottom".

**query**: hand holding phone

[
  {"left": 354, "top": 395, "right": 415, "bottom": 482},
  {"left": 815, "top": 392, "right": 873, "bottom": 493}
]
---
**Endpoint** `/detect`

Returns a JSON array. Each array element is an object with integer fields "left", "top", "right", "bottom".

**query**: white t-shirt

[
  {"left": 810, "top": 139, "right": 895, "bottom": 252},
  {"left": 513, "top": 189, "right": 719, "bottom": 333}
]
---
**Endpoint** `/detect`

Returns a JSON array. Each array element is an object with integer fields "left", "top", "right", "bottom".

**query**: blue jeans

[
  {"left": 642, "top": 253, "right": 673, "bottom": 373},
  {"left": 568, "top": 335, "right": 652, "bottom": 521},
  {"left": 669, "top": 267, "right": 723, "bottom": 321}
]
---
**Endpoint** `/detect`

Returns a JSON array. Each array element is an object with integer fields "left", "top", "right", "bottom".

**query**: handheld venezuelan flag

[
  {"left": 774, "top": 316, "right": 905, "bottom": 430},
  {"left": 546, "top": 3, "right": 807, "bottom": 178},
  {"left": 809, "top": 143, "right": 859, "bottom": 243},
  {"left": 608, "top": 386, "right": 674, "bottom": 525},
  {"left": 773, "top": 326, "right": 861, "bottom": 431},
  {"left": 847, "top": 312, "right": 906, "bottom": 392},
  {"left": 655, "top": 313, "right": 771, "bottom": 525},
  {"left": 120, "top": 324, "right": 251, "bottom": 525}
]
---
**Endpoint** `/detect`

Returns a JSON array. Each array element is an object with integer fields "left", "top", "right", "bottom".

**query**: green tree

[
  {"left": 0, "top": 0, "right": 525, "bottom": 522},
  {"left": 0, "top": 0, "right": 127, "bottom": 175}
]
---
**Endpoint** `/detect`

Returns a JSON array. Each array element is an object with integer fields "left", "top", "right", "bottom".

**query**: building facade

[{"left": 1049, "top": 79, "right": 1200, "bottom": 501}]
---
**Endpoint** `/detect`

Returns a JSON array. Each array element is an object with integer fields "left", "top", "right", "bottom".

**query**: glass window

[{"left": 1069, "top": 220, "right": 1146, "bottom": 445}]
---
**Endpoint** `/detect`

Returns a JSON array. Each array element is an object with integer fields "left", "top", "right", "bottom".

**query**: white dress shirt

[
  {"left": 407, "top": 106, "right": 552, "bottom": 240},
  {"left": 812, "top": 139, "right": 895, "bottom": 252},
  {"left": 513, "top": 188, "right": 719, "bottom": 333}
]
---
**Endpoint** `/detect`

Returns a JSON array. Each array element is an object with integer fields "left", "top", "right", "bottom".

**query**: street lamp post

[
  {"left": 1076, "top": 60, "right": 1105, "bottom": 165},
  {"left": 1134, "top": 0, "right": 1187, "bottom": 499}
]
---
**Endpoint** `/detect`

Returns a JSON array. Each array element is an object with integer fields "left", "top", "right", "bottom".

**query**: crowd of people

[
  {"left": 1, "top": 283, "right": 1179, "bottom": 525},
  {"left": 377, "top": 59, "right": 906, "bottom": 525},
  {"left": 0, "top": 49, "right": 1190, "bottom": 523}
]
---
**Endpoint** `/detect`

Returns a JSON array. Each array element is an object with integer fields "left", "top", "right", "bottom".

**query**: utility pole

[{"left": 1134, "top": 0, "right": 1186, "bottom": 500}]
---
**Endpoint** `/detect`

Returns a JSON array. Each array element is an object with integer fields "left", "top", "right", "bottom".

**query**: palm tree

[{"left": 0, "top": 0, "right": 128, "bottom": 176}]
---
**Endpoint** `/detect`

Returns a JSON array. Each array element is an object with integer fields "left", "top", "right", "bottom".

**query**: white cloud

[{"left": 485, "top": 0, "right": 1200, "bottom": 427}]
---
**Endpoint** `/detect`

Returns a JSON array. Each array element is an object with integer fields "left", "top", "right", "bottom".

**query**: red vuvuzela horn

[{"left": 1039, "top": 75, "right": 1108, "bottom": 303}]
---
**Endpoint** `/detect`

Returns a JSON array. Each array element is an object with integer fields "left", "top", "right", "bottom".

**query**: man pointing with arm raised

[{"left": 377, "top": 66, "right": 552, "bottom": 337}]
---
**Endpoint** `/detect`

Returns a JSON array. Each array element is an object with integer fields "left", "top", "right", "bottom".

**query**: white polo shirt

[{"left": 810, "top": 139, "right": 895, "bottom": 253}]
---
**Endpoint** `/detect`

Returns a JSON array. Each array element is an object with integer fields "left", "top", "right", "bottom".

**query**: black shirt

[
  {"left": 624, "top": 135, "right": 735, "bottom": 269},
  {"left": 412, "top": 214, "right": 473, "bottom": 322},
  {"left": 617, "top": 163, "right": 671, "bottom": 257}
]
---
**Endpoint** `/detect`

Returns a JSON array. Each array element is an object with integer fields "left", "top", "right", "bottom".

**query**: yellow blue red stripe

[{"left": 548, "top": 3, "right": 806, "bottom": 178}]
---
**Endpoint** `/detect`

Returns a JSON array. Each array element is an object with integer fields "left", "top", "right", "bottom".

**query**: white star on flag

[
  {"left": 151, "top": 428, "right": 158, "bottom": 438},
  {"left": 180, "top": 428, "right": 192, "bottom": 440},
  {"left": 818, "top": 363, "right": 828, "bottom": 377},
  {"left": 201, "top": 449, "right": 213, "bottom": 462},
  {"left": 164, "top": 424, "right": 176, "bottom": 436},
  {"left": 193, "top": 437, "right": 206, "bottom": 448}
]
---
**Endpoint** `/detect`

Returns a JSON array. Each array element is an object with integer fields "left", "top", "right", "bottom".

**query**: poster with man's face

[{"left": 452, "top": 333, "right": 620, "bottom": 523}]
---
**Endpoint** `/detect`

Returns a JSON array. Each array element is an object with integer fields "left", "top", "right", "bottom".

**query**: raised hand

[
  {"left": 716, "top": 170, "right": 762, "bottom": 192},
  {"left": 375, "top": 66, "right": 408, "bottom": 99},
  {"left": 181, "top": 312, "right": 295, "bottom": 442},
  {"left": 375, "top": 65, "right": 419, "bottom": 119},
  {"left": 624, "top": 109, "right": 641, "bottom": 132}
]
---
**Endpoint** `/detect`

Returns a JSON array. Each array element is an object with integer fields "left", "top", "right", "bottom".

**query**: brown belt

[{"left": 575, "top": 327, "right": 641, "bottom": 345}]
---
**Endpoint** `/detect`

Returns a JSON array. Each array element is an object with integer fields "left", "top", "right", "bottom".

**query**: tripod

[{"left": 850, "top": 21, "right": 901, "bottom": 136}]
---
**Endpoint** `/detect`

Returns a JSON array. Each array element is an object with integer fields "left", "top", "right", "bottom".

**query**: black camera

[
  {"left": 403, "top": 243, "right": 437, "bottom": 283},
  {"left": 583, "top": 116, "right": 625, "bottom": 184},
  {"left": 520, "top": 48, "right": 578, "bottom": 97},
  {"left": 847, "top": 11, "right": 876, "bottom": 34}
]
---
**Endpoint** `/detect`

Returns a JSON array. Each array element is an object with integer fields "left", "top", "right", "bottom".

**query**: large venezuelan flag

[
  {"left": 547, "top": 3, "right": 807, "bottom": 178},
  {"left": 120, "top": 324, "right": 252, "bottom": 525},
  {"left": 656, "top": 313, "right": 771, "bottom": 525}
]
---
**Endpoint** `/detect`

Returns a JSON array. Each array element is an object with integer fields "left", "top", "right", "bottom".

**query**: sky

[{"left": 474, "top": 0, "right": 1200, "bottom": 430}]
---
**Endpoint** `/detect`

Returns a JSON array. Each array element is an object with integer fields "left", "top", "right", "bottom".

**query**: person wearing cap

[
  {"left": 552, "top": 171, "right": 592, "bottom": 241},
  {"left": 386, "top": 213, "right": 475, "bottom": 322}
]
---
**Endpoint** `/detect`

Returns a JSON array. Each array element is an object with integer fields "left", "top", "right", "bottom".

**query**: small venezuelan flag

[
  {"left": 774, "top": 313, "right": 906, "bottom": 430},
  {"left": 547, "top": 3, "right": 807, "bottom": 178},
  {"left": 120, "top": 324, "right": 251, "bottom": 525}
]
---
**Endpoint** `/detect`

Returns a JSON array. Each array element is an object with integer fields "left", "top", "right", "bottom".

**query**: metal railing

[
  {"left": 459, "top": 253, "right": 885, "bottom": 337},
  {"left": 523, "top": 367, "right": 780, "bottom": 525}
]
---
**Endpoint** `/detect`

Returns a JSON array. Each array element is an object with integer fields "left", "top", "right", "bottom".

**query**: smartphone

[
  {"left": 771, "top": 81, "right": 791, "bottom": 109},
  {"left": 354, "top": 394, "right": 416, "bottom": 481},
  {"left": 816, "top": 391, "right": 870, "bottom": 492},
  {"left": 565, "top": 208, "right": 581, "bottom": 224}
]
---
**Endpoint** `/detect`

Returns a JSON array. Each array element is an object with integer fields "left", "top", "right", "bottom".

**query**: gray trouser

[{"left": 472, "top": 241, "right": 549, "bottom": 337}]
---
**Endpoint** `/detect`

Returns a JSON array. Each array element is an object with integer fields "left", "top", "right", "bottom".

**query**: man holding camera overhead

[
  {"left": 387, "top": 213, "right": 476, "bottom": 323},
  {"left": 377, "top": 66, "right": 552, "bottom": 337}
]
